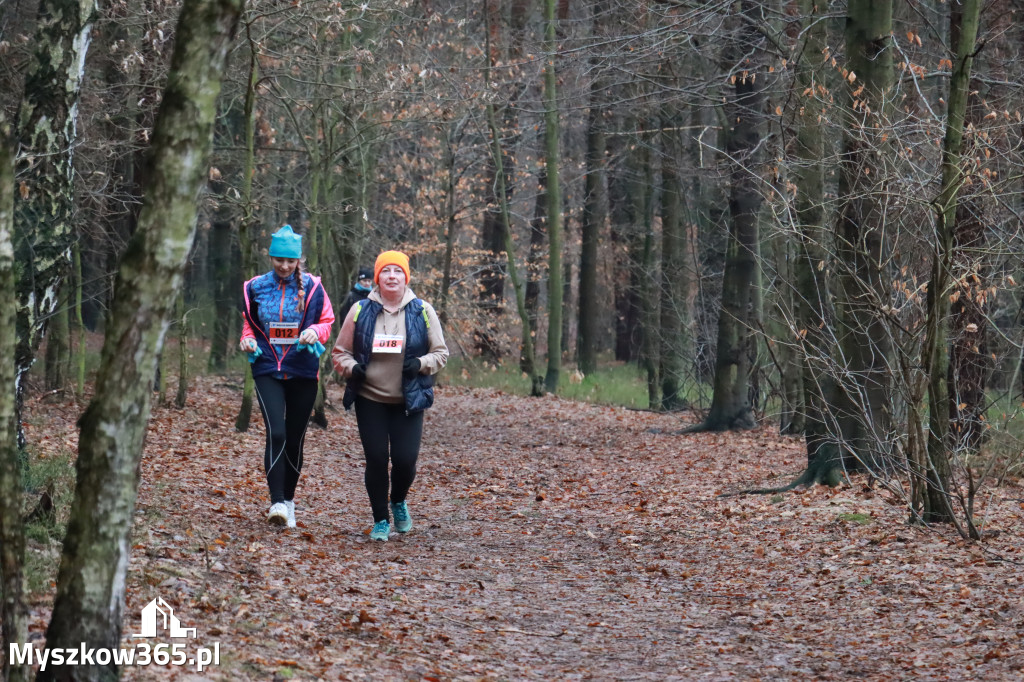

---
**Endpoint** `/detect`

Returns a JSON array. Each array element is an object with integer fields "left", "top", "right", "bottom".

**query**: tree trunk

[
  {"left": 176, "top": 291, "right": 189, "bottom": 409},
  {"left": 835, "top": 0, "right": 895, "bottom": 469},
  {"left": 692, "top": 106, "right": 728, "bottom": 385},
  {"left": 206, "top": 174, "right": 233, "bottom": 372},
  {"left": 38, "top": 0, "right": 243, "bottom": 677},
  {"left": 947, "top": 79, "right": 990, "bottom": 455},
  {"left": 235, "top": 32, "right": 260, "bottom": 432},
  {"left": 772, "top": 233, "right": 803, "bottom": 434},
  {"left": 74, "top": 241, "right": 86, "bottom": 396},
  {"left": 562, "top": 247, "right": 572, "bottom": 357},
  {"left": 696, "top": 0, "right": 765, "bottom": 432},
  {"left": 483, "top": 6, "right": 542, "bottom": 396},
  {"left": 635, "top": 137, "right": 658, "bottom": 408},
  {"left": 437, "top": 116, "right": 467, "bottom": 324},
  {"left": 660, "top": 117, "right": 688, "bottom": 410},
  {"left": 608, "top": 118, "right": 642, "bottom": 364},
  {"left": 44, "top": 281, "right": 71, "bottom": 391},
  {"left": 793, "top": 0, "right": 844, "bottom": 484},
  {"left": 0, "top": 116, "right": 30, "bottom": 682},
  {"left": 477, "top": 1, "right": 507, "bottom": 354},
  {"left": 578, "top": 81, "right": 606, "bottom": 376},
  {"left": 543, "top": 0, "right": 563, "bottom": 393},
  {"left": 13, "top": 0, "right": 97, "bottom": 410},
  {"left": 921, "top": 0, "right": 981, "bottom": 530},
  {"left": 476, "top": 159, "right": 509, "bottom": 361},
  {"left": 524, "top": 165, "right": 547, "bottom": 372}
]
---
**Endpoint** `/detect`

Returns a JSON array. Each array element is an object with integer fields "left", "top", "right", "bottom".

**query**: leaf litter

[{"left": 23, "top": 376, "right": 1024, "bottom": 680}]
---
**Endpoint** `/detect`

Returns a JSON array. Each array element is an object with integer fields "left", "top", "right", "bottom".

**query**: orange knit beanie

[{"left": 374, "top": 250, "right": 411, "bottom": 284}]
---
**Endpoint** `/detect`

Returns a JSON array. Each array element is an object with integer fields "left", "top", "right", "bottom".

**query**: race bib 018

[{"left": 372, "top": 334, "right": 404, "bottom": 354}]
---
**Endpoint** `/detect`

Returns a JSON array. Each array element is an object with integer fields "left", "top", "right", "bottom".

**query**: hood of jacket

[{"left": 368, "top": 286, "right": 418, "bottom": 310}]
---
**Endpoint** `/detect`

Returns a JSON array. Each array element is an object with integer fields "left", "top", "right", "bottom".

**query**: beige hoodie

[{"left": 331, "top": 287, "right": 448, "bottom": 404}]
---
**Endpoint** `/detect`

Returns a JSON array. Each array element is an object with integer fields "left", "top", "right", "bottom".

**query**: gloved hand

[
  {"left": 240, "top": 338, "right": 261, "bottom": 363},
  {"left": 402, "top": 356, "right": 421, "bottom": 378},
  {"left": 350, "top": 363, "right": 367, "bottom": 381},
  {"left": 297, "top": 340, "right": 326, "bottom": 357}
]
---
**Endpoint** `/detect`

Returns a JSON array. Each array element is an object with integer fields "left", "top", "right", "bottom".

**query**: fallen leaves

[{"left": 20, "top": 377, "right": 1024, "bottom": 680}]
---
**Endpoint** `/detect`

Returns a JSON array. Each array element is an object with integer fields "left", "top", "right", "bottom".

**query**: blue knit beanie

[{"left": 269, "top": 225, "right": 303, "bottom": 258}]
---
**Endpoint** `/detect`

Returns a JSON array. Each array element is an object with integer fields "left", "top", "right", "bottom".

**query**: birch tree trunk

[
  {"left": 38, "top": 0, "right": 244, "bottom": 677},
  {"left": 0, "top": 116, "right": 29, "bottom": 682},
  {"left": 13, "top": 0, "right": 97, "bottom": 416}
]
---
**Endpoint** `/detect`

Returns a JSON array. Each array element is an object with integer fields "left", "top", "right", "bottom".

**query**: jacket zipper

[
  {"left": 276, "top": 280, "right": 287, "bottom": 371},
  {"left": 277, "top": 275, "right": 318, "bottom": 373}
]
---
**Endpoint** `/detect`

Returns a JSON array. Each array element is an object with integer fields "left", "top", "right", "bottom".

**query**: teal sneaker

[
  {"left": 390, "top": 501, "right": 413, "bottom": 533},
  {"left": 369, "top": 520, "right": 391, "bottom": 542}
]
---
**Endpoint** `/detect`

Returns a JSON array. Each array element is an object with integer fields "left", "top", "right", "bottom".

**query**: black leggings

[
  {"left": 354, "top": 396, "right": 424, "bottom": 522},
  {"left": 254, "top": 375, "right": 318, "bottom": 504}
]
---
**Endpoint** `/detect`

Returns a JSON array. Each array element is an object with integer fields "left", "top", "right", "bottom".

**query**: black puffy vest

[{"left": 343, "top": 298, "right": 434, "bottom": 414}]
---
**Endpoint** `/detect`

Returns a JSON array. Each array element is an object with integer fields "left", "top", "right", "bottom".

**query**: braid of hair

[{"left": 295, "top": 260, "right": 306, "bottom": 313}]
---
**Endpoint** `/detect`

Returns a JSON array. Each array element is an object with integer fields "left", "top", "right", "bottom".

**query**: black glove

[
  {"left": 402, "top": 356, "right": 421, "bottom": 378},
  {"left": 350, "top": 363, "right": 367, "bottom": 381}
]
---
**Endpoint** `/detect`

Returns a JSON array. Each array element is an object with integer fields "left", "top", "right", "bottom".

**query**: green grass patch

[
  {"left": 439, "top": 356, "right": 709, "bottom": 409},
  {"left": 837, "top": 512, "right": 872, "bottom": 525},
  {"left": 22, "top": 448, "right": 76, "bottom": 595}
]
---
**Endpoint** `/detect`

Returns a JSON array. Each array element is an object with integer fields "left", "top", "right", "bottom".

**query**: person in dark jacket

[
  {"left": 240, "top": 225, "right": 335, "bottom": 528},
  {"left": 337, "top": 266, "right": 373, "bottom": 325},
  {"left": 332, "top": 250, "right": 448, "bottom": 541}
]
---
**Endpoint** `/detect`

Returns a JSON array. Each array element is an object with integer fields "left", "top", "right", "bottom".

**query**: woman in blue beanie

[{"left": 240, "top": 225, "right": 335, "bottom": 528}]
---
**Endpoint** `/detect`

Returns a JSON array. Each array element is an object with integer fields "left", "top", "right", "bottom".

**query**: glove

[
  {"left": 297, "top": 340, "right": 326, "bottom": 357},
  {"left": 241, "top": 339, "right": 262, "bottom": 364},
  {"left": 350, "top": 363, "right": 367, "bottom": 381},
  {"left": 402, "top": 356, "right": 421, "bottom": 378}
]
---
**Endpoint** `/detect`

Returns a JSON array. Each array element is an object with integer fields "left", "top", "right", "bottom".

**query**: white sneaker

[
  {"left": 285, "top": 500, "right": 296, "bottom": 528},
  {"left": 267, "top": 502, "right": 288, "bottom": 526}
]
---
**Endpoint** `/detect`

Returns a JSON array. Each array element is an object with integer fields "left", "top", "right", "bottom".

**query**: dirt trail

[{"left": 25, "top": 376, "right": 1024, "bottom": 680}]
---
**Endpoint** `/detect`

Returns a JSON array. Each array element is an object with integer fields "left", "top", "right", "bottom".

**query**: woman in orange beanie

[{"left": 332, "top": 250, "right": 448, "bottom": 541}]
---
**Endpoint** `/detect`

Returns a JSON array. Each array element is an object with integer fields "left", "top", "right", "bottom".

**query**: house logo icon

[{"left": 132, "top": 596, "right": 197, "bottom": 639}]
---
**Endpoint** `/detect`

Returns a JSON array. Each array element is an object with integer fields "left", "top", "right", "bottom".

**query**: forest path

[{"left": 27, "top": 376, "right": 1024, "bottom": 680}]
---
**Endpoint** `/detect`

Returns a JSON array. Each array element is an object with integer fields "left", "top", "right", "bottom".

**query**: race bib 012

[{"left": 269, "top": 322, "right": 300, "bottom": 345}]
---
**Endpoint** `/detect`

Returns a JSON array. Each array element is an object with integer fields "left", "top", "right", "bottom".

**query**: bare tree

[{"left": 689, "top": 0, "right": 767, "bottom": 432}]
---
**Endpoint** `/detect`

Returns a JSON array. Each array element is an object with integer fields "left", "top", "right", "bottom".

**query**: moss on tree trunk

[{"left": 37, "top": 0, "right": 244, "bottom": 677}]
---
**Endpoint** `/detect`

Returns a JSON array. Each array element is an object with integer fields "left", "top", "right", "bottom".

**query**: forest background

[{"left": 2, "top": 0, "right": 1024, "bottom": 679}]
